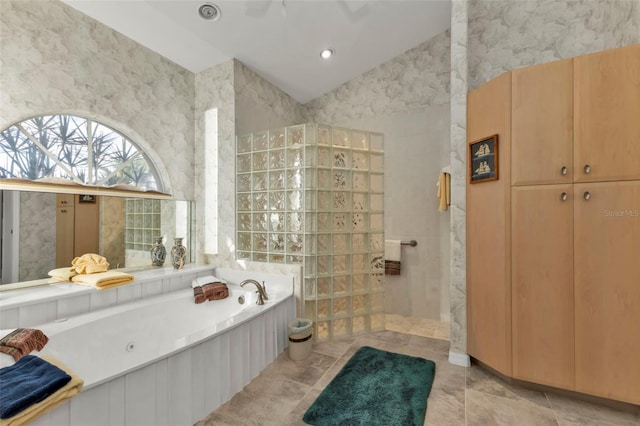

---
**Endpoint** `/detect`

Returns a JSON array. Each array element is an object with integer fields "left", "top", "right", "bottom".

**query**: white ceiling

[{"left": 62, "top": 0, "right": 452, "bottom": 104}]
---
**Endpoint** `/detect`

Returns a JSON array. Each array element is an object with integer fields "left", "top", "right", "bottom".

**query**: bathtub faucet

[{"left": 240, "top": 279, "right": 268, "bottom": 305}]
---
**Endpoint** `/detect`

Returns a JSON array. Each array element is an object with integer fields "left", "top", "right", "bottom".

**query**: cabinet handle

[
  {"left": 61, "top": 209, "right": 67, "bottom": 213},
  {"left": 561, "top": 166, "right": 568, "bottom": 175},
  {"left": 584, "top": 164, "right": 591, "bottom": 174},
  {"left": 583, "top": 191, "right": 591, "bottom": 200},
  {"left": 561, "top": 192, "right": 568, "bottom": 201}
]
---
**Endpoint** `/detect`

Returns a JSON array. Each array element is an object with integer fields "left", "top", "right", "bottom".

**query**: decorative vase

[
  {"left": 150, "top": 237, "right": 166, "bottom": 266},
  {"left": 170, "top": 237, "right": 187, "bottom": 270}
]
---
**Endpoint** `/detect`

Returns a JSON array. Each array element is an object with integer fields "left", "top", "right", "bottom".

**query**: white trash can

[{"left": 288, "top": 318, "right": 313, "bottom": 361}]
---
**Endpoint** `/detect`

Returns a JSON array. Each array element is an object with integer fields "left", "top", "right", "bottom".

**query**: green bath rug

[{"left": 303, "top": 346, "right": 436, "bottom": 426}]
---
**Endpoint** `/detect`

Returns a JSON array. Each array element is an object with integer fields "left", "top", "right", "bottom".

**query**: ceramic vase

[
  {"left": 170, "top": 237, "right": 187, "bottom": 270},
  {"left": 150, "top": 237, "right": 166, "bottom": 266}
]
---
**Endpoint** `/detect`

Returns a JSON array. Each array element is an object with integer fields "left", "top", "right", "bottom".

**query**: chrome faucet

[{"left": 240, "top": 279, "right": 268, "bottom": 305}]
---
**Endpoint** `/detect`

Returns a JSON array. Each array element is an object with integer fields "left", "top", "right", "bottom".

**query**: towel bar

[{"left": 401, "top": 240, "right": 417, "bottom": 247}]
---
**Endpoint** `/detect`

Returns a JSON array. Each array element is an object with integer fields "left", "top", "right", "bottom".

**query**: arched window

[{"left": 0, "top": 114, "right": 163, "bottom": 192}]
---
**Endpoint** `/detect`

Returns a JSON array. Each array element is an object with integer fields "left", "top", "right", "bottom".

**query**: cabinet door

[
  {"left": 512, "top": 59, "right": 573, "bottom": 185},
  {"left": 512, "top": 185, "right": 574, "bottom": 389},
  {"left": 56, "top": 206, "right": 74, "bottom": 267},
  {"left": 574, "top": 181, "right": 640, "bottom": 404},
  {"left": 574, "top": 44, "right": 640, "bottom": 182},
  {"left": 56, "top": 194, "right": 74, "bottom": 208},
  {"left": 74, "top": 196, "right": 99, "bottom": 257},
  {"left": 467, "top": 72, "right": 513, "bottom": 376}
]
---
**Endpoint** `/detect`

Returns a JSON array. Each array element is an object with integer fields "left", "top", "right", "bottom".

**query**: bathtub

[{"left": 17, "top": 270, "right": 295, "bottom": 426}]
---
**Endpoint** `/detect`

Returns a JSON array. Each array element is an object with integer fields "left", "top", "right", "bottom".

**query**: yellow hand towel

[
  {"left": 437, "top": 172, "right": 451, "bottom": 212},
  {"left": 70, "top": 253, "right": 109, "bottom": 274},
  {"left": 47, "top": 267, "right": 77, "bottom": 282},
  {"left": 71, "top": 271, "right": 134, "bottom": 290},
  {"left": 0, "top": 356, "right": 83, "bottom": 426}
]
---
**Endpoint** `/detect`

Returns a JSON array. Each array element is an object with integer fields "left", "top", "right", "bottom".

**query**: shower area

[{"left": 236, "top": 123, "right": 385, "bottom": 341}]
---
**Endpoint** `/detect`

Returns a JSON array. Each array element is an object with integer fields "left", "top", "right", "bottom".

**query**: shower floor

[{"left": 385, "top": 314, "right": 450, "bottom": 340}]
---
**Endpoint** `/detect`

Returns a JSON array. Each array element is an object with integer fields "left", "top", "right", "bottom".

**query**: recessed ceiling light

[
  {"left": 320, "top": 48, "right": 334, "bottom": 59},
  {"left": 198, "top": 3, "right": 221, "bottom": 21}
]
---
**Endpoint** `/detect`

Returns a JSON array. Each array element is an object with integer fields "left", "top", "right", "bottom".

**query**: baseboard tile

[{"left": 448, "top": 351, "right": 470, "bottom": 367}]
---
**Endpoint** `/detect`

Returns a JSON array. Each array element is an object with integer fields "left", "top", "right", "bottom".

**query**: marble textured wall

[
  {"left": 18, "top": 192, "right": 56, "bottom": 281},
  {"left": 234, "top": 60, "right": 303, "bottom": 135},
  {"left": 468, "top": 0, "right": 640, "bottom": 90},
  {"left": 194, "top": 60, "right": 235, "bottom": 264},
  {"left": 303, "top": 31, "right": 453, "bottom": 322},
  {"left": 100, "top": 197, "right": 126, "bottom": 269},
  {"left": 449, "top": 0, "right": 469, "bottom": 360},
  {"left": 302, "top": 31, "right": 451, "bottom": 122},
  {"left": 0, "top": 0, "right": 194, "bottom": 200}
]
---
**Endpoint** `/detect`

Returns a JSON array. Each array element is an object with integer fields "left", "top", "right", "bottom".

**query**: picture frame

[
  {"left": 78, "top": 194, "right": 96, "bottom": 203},
  {"left": 469, "top": 134, "right": 499, "bottom": 184}
]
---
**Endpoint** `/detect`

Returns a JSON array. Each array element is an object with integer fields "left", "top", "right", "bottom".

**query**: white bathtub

[{"left": 20, "top": 270, "right": 295, "bottom": 426}]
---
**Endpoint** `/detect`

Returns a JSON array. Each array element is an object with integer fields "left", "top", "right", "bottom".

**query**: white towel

[
  {"left": 192, "top": 275, "right": 227, "bottom": 288},
  {"left": 385, "top": 240, "right": 401, "bottom": 262}
]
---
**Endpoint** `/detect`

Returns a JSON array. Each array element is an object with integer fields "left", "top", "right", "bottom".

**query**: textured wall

[
  {"left": 18, "top": 192, "right": 56, "bottom": 281},
  {"left": 234, "top": 61, "right": 303, "bottom": 136},
  {"left": 196, "top": 60, "right": 304, "bottom": 311},
  {"left": 449, "top": 0, "right": 469, "bottom": 359},
  {"left": 194, "top": 61, "right": 235, "bottom": 263},
  {"left": 0, "top": 0, "right": 195, "bottom": 200},
  {"left": 468, "top": 0, "right": 640, "bottom": 90},
  {"left": 100, "top": 197, "right": 126, "bottom": 269},
  {"left": 303, "top": 31, "right": 453, "bottom": 322},
  {"left": 302, "top": 31, "right": 451, "bottom": 123}
]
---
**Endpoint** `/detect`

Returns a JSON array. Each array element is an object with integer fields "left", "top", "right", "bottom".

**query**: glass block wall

[
  {"left": 237, "top": 123, "right": 385, "bottom": 341},
  {"left": 125, "top": 198, "right": 162, "bottom": 251}
]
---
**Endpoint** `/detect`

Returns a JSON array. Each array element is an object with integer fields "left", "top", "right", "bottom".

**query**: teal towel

[{"left": 0, "top": 355, "right": 71, "bottom": 419}]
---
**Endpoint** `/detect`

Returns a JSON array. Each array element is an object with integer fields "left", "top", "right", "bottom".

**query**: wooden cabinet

[
  {"left": 468, "top": 44, "right": 640, "bottom": 405},
  {"left": 467, "top": 72, "right": 513, "bottom": 377},
  {"left": 55, "top": 201, "right": 75, "bottom": 267},
  {"left": 511, "top": 185, "right": 574, "bottom": 389},
  {"left": 574, "top": 181, "right": 640, "bottom": 404},
  {"left": 512, "top": 59, "right": 573, "bottom": 185},
  {"left": 74, "top": 197, "right": 99, "bottom": 256},
  {"left": 574, "top": 44, "right": 640, "bottom": 182},
  {"left": 55, "top": 194, "right": 99, "bottom": 267},
  {"left": 57, "top": 194, "right": 74, "bottom": 208}
]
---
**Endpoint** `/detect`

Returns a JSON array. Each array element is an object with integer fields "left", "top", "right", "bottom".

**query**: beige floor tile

[
  {"left": 195, "top": 410, "right": 249, "bottom": 426},
  {"left": 260, "top": 351, "right": 337, "bottom": 387},
  {"left": 433, "top": 323, "right": 451, "bottom": 340},
  {"left": 466, "top": 364, "right": 551, "bottom": 409},
  {"left": 547, "top": 392, "right": 640, "bottom": 426},
  {"left": 424, "top": 385, "right": 466, "bottom": 426},
  {"left": 311, "top": 337, "right": 354, "bottom": 358},
  {"left": 197, "top": 329, "right": 638, "bottom": 426},
  {"left": 466, "top": 388, "right": 559, "bottom": 426}
]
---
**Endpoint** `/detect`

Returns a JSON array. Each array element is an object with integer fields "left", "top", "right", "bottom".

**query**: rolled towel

[
  {"left": 193, "top": 286, "right": 206, "bottom": 304},
  {"left": 0, "top": 355, "right": 83, "bottom": 425},
  {"left": 70, "top": 253, "right": 109, "bottom": 274},
  {"left": 47, "top": 267, "right": 77, "bottom": 282},
  {"left": 202, "top": 282, "right": 229, "bottom": 301},
  {"left": 0, "top": 329, "right": 48, "bottom": 362},
  {"left": 71, "top": 271, "right": 134, "bottom": 290}
]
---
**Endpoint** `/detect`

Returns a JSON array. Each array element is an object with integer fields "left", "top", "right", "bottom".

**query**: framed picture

[
  {"left": 78, "top": 194, "right": 96, "bottom": 203},
  {"left": 469, "top": 134, "right": 499, "bottom": 184}
]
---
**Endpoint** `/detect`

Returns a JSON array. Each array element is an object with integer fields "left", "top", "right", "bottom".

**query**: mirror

[{"left": 0, "top": 190, "right": 194, "bottom": 288}]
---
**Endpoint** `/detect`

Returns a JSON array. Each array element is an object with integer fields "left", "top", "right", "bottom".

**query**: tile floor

[{"left": 196, "top": 318, "right": 639, "bottom": 426}]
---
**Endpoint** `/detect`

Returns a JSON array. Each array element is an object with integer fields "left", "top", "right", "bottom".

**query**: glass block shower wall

[{"left": 236, "top": 123, "right": 385, "bottom": 341}]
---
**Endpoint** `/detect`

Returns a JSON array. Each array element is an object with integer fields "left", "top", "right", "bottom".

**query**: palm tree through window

[{"left": 0, "top": 115, "right": 162, "bottom": 192}]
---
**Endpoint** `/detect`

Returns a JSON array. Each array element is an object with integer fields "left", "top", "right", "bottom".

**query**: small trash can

[{"left": 288, "top": 318, "right": 313, "bottom": 361}]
